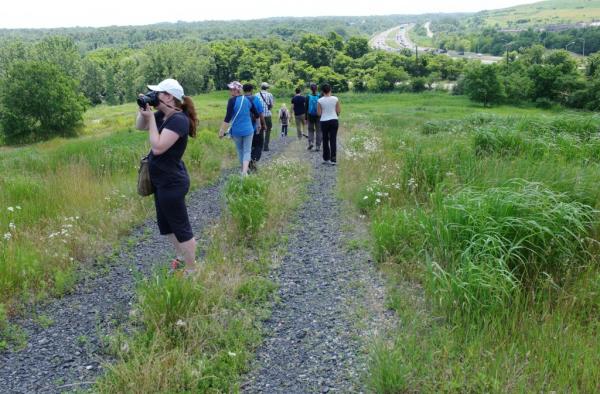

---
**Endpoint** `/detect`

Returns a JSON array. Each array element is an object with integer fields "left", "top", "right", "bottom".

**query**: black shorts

[{"left": 153, "top": 183, "right": 193, "bottom": 243}]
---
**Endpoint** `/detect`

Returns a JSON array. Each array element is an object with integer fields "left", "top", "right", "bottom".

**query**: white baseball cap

[{"left": 147, "top": 78, "right": 184, "bottom": 101}]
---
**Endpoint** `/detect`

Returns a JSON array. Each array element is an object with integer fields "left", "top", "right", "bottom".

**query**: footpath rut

[
  {"left": 0, "top": 139, "right": 285, "bottom": 394},
  {"left": 243, "top": 147, "right": 392, "bottom": 393}
]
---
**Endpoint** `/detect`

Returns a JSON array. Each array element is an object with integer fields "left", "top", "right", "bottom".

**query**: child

[{"left": 279, "top": 103, "right": 290, "bottom": 137}]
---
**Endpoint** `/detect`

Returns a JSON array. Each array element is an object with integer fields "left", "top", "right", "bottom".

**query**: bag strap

[
  {"left": 260, "top": 92, "right": 270, "bottom": 107},
  {"left": 228, "top": 95, "right": 245, "bottom": 131}
]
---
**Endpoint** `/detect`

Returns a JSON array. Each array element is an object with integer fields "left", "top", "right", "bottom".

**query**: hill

[{"left": 469, "top": 0, "right": 600, "bottom": 29}]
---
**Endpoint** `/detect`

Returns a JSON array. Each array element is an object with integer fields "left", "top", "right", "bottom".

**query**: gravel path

[
  {"left": 0, "top": 136, "right": 286, "bottom": 394},
  {"left": 242, "top": 146, "right": 393, "bottom": 393}
]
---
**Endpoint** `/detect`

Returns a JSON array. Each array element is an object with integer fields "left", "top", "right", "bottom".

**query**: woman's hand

[
  {"left": 138, "top": 104, "right": 153, "bottom": 120},
  {"left": 218, "top": 128, "right": 226, "bottom": 139}
]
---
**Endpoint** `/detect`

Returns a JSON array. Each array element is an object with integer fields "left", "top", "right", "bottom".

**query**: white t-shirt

[{"left": 318, "top": 96, "right": 339, "bottom": 122}]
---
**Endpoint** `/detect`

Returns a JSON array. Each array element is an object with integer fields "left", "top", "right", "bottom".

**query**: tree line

[{"left": 0, "top": 32, "right": 469, "bottom": 144}]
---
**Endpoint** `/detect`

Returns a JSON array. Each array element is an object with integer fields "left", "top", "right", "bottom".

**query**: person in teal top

[{"left": 219, "top": 81, "right": 259, "bottom": 175}]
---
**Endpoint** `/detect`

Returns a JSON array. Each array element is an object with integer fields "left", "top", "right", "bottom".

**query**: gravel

[
  {"left": 0, "top": 135, "right": 285, "bottom": 394},
  {"left": 242, "top": 145, "right": 394, "bottom": 393}
]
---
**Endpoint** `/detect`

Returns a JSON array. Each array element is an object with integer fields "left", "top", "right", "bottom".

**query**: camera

[{"left": 137, "top": 91, "right": 159, "bottom": 108}]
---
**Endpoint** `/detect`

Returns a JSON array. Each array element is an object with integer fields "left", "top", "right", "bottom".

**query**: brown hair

[{"left": 174, "top": 96, "right": 198, "bottom": 137}]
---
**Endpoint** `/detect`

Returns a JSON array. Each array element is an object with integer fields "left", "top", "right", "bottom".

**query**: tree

[
  {"left": 463, "top": 63, "right": 505, "bottom": 106},
  {"left": 298, "top": 34, "right": 335, "bottom": 68},
  {"left": 345, "top": 37, "right": 370, "bottom": 59},
  {"left": 0, "top": 61, "right": 87, "bottom": 144}
]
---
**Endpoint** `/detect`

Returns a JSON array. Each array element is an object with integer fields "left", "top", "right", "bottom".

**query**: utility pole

[{"left": 415, "top": 45, "right": 419, "bottom": 76}]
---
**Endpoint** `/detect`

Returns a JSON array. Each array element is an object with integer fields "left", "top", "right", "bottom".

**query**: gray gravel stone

[
  {"left": 242, "top": 144, "right": 394, "bottom": 393},
  {"left": 0, "top": 136, "right": 286, "bottom": 394}
]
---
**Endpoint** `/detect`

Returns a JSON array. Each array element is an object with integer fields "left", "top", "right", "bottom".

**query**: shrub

[
  {"left": 224, "top": 175, "right": 267, "bottom": 238},
  {"left": 0, "top": 60, "right": 87, "bottom": 144}
]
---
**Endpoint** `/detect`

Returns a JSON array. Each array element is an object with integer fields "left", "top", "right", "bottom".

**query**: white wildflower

[
  {"left": 15, "top": 206, "right": 22, "bottom": 210},
  {"left": 176, "top": 319, "right": 186, "bottom": 327},
  {"left": 7, "top": 207, "right": 14, "bottom": 212},
  {"left": 228, "top": 351, "right": 237, "bottom": 357},
  {"left": 9, "top": 222, "right": 16, "bottom": 231},
  {"left": 376, "top": 198, "right": 381, "bottom": 204},
  {"left": 3, "top": 233, "right": 11, "bottom": 241},
  {"left": 363, "top": 196, "right": 369, "bottom": 200}
]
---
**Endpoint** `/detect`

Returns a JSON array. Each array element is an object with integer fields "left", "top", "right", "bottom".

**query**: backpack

[
  {"left": 307, "top": 94, "right": 319, "bottom": 116},
  {"left": 280, "top": 108, "right": 288, "bottom": 121}
]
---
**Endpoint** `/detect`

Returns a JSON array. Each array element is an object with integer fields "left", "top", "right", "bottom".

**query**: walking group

[{"left": 135, "top": 78, "right": 340, "bottom": 273}]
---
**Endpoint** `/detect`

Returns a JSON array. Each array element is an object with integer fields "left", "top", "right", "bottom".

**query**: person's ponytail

[{"left": 181, "top": 96, "right": 198, "bottom": 138}]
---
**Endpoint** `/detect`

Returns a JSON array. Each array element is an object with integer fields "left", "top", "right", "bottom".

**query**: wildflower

[
  {"left": 176, "top": 319, "right": 186, "bottom": 327},
  {"left": 228, "top": 351, "right": 237, "bottom": 357},
  {"left": 3, "top": 233, "right": 11, "bottom": 241},
  {"left": 376, "top": 198, "right": 381, "bottom": 204},
  {"left": 15, "top": 206, "right": 22, "bottom": 210},
  {"left": 7, "top": 207, "right": 14, "bottom": 212},
  {"left": 363, "top": 196, "right": 369, "bottom": 200}
]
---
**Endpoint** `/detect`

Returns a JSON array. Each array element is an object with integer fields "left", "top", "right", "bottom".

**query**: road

[{"left": 371, "top": 23, "right": 503, "bottom": 64}]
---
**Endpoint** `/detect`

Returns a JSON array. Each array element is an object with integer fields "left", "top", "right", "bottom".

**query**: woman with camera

[{"left": 135, "top": 78, "right": 199, "bottom": 273}]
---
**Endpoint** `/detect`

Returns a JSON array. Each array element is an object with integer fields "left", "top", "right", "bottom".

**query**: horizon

[{"left": 1, "top": 0, "right": 541, "bottom": 30}]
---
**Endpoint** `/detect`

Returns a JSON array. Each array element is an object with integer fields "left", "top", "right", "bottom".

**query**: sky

[{"left": 1, "top": 0, "right": 542, "bottom": 29}]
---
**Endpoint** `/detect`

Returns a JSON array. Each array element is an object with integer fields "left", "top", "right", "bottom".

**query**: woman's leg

[
  {"left": 321, "top": 121, "right": 331, "bottom": 162},
  {"left": 242, "top": 134, "right": 253, "bottom": 174},
  {"left": 330, "top": 120, "right": 339, "bottom": 163},
  {"left": 232, "top": 135, "right": 244, "bottom": 167}
]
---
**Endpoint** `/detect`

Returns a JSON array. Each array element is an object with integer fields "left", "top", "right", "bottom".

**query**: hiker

[
  {"left": 291, "top": 87, "right": 306, "bottom": 140},
  {"left": 279, "top": 103, "right": 290, "bottom": 137},
  {"left": 256, "top": 82, "right": 275, "bottom": 151},
  {"left": 305, "top": 83, "right": 321, "bottom": 151},
  {"left": 318, "top": 83, "right": 341, "bottom": 165},
  {"left": 135, "top": 78, "right": 199, "bottom": 272},
  {"left": 244, "top": 83, "right": 267, "bottom": 173},
  {"left": 219, "top": 81, "right": 259, "bottom": 176}
]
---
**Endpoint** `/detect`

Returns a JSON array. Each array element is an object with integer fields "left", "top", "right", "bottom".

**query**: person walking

[
  {"left": 305, "top": 83, "right": 321, "bottom": 151},
  {"left": 317, "top": 83, "right": 341, "bottom": 166},
  {"left": 135, "top": 78, "right": 199, "bottom": 273},
  {"left": 244, "top": 83, "right": 267, "bottom": 173},
  {"left": 219, "top": 81, "right": 259, "bottom": 176},
  {"left": 256, "top": 82, "right": 274, "bottom": 151},
  {"left": 279, "top": 103, "right": 290, "bottom": 137},
  {"left": 291, "top": 87, "right": 306, "bottom": 140}
]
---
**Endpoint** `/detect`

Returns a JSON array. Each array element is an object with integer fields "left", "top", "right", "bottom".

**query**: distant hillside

[
  {"left": 469, "top": 0, "right": 600, "bottom": 29},
  {"left": 0, "top": 15, "right": 453, "bottom": 52}
]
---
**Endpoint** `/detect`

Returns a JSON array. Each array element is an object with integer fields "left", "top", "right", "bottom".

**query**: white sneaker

[
  {"left": 330, "top": 161, "right": 337, "bottom": 166},
  {"left": 322, "top": 160, "right": 331, "bottom": 165}
]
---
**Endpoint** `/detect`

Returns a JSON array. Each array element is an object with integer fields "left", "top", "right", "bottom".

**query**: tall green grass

[
  {"left": 337, "top": 91, "right": 600, "bottom": 392},
  {"left": 0, "top": 95, "right": 235, "bottom": 314}
]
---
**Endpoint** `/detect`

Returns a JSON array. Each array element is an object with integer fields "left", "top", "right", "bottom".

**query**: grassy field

[
  {"left": 472, "top": 0, "right": 600, "bottom": 28},
  {"left": 0, "top": 91, "right": 236, "bottom": 327},
  {"left": 337, "top": 91, "right": 600, "bottom": 392}
]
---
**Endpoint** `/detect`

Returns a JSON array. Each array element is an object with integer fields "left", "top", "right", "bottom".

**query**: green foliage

[
  {"left": 345, "top": 36, "right": 370, "bottom": 59},
  {"left": 224, "top": 176, "right": 268, "bottom": 238},
  {"left": 0, "top": 60, "right": 87, "bottom": 144},
  {"left": 463, "top": 63, "right": 505, "bottom": 106},
  {"left": 138, "top": 271, "right": 205, "bottom": 341}
]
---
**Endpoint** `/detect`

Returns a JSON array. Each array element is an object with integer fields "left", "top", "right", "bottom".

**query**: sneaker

[
  {"left": 249, "top": 160, "right": 258, "bottom": 173},
  {"left": 307, "top": 145, "right": 313, "bottom": 150},
  {"left": 322, "top": 160, "right": 331, "bottom": 165},
  {"left": 330, "top": 161, "right": 337, "bottom": 166},
  {"left": 170, "top": 258, "right": 185, "bottom": 271},
  {"left": 264, "top": 148, "right": 270, "bottom": 152}
]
